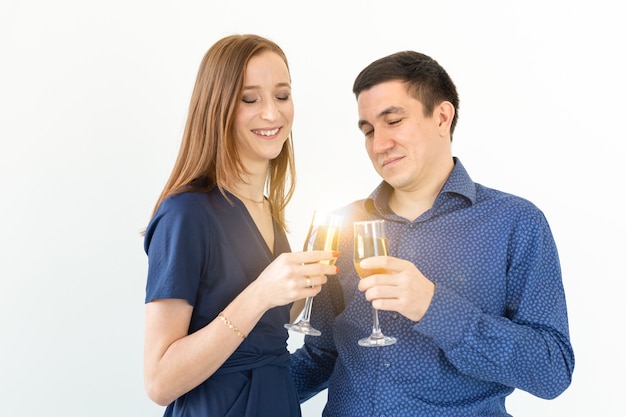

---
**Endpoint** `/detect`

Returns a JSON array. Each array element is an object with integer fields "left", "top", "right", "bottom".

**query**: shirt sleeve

[
  {"left": 415, "top": 207, "right": 575, "bottom": 399},
  {"left": 289, "top": 270, "right": 344, "bottom": 402}
]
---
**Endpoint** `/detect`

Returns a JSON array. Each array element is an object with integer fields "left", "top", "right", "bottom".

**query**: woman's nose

[{"left": 260, "top": 99, "right": 279, "bottom": 121}]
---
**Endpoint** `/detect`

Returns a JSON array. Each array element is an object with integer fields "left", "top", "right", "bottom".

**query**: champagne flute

[
  {"left": 284, "top": 210, "right": 342, "bottom": 336},
  {"left": 354, "top": 219, "right": 397, "bottom": 347}
]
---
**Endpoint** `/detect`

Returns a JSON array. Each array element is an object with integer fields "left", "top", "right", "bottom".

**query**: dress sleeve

[{"left": 144, "top": 194, "right": 209, "bottom": 306}]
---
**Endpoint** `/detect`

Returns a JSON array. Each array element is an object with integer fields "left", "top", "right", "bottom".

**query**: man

[{"left": 290, "top": 51, "right": 574, "bottom": 416}]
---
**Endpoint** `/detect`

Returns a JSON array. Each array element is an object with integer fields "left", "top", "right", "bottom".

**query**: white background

[{"left": 1, "top": 1, "right": 624, "bottom": 415}]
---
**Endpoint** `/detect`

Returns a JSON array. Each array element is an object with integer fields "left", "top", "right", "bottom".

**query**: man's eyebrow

[{"left": 358, "top": 106, "right": 406, "bottom": 129}]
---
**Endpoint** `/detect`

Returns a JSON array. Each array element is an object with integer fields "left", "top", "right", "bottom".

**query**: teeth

[{"left": 253, "top": 128, "right": 279, "bottom": 136}]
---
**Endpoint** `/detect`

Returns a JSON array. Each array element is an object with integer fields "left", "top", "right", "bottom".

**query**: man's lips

[{"left": 381, "top": 156, "right": 404, "bottom": 167}]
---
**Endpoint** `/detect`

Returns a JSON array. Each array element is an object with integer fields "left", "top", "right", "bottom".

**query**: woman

[{"left": 143, "top": 34, "right": 337, "bottom": 416}]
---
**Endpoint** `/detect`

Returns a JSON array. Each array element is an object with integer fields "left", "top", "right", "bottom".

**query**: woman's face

[{"left": 234, "top": 51, "right": 294, "bottom": 168}]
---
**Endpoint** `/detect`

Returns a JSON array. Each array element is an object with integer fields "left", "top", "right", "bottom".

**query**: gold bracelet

[{"left": 218, "top": 312, "right": 246, "bottom": 339}]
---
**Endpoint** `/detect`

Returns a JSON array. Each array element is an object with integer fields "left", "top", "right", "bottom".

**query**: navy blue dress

[{"left": 144, "top": 188, "right": 301, "bottom": 417}]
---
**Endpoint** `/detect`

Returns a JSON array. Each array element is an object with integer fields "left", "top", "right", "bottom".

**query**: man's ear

[{"left": 436, "top": 101, "right": 455, "bottom": 137}]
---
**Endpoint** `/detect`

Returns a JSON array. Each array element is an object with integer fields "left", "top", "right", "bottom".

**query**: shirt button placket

[{"left": 378, "top": 358, "right": 391, "bottom": 417}]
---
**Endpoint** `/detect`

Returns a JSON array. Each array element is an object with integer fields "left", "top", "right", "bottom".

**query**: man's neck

[{"left": 388, "top": 160, "right": 454, "bottom": 221}]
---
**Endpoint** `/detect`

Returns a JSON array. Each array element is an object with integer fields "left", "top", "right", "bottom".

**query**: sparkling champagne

[
  {"left": 285, "top": 210, "right": 342, "bottom": 337},
  {"left": 353, "top": 219, "right": 396, "bottom": 346},
  {"left": 354, "top": 236, "right": 389, "bottom": 278},
  {"left": 304, "top": 224, "right": 340, "bottom": 265}
]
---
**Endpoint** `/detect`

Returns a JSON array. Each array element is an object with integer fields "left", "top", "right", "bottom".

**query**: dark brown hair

[{"left": 353, "top": 51, "right": 460, "bottom": 140}]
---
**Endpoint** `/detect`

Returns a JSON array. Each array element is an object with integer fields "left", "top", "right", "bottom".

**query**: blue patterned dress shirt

[{"left": 289, "top": 158, "right": 574, "bottom": 416}]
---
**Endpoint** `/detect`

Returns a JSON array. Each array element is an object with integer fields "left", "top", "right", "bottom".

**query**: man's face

[{"left": 356, "top": 80, "right": 452, "bottom": 193}]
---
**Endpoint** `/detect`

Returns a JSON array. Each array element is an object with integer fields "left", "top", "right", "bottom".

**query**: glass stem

[
  {"left": 300, "top": 296, "right": 314, "bottom": 323},
  {"left": 370, "top": 307, "right": 384, "bottom": 339}
]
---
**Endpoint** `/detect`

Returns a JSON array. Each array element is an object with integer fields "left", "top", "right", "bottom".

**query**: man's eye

[{"left": 363, "top": 129, "right": 373, "bottom": 137}]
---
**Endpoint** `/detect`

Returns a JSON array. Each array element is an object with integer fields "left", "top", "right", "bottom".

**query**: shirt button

[
  {"left": 383, "top": 361, "right": 391, "bottom": 368},
  {"left": 408, "top": 223, "right": 415, "bottom": 228},
  {"left": 392, "top": 313, "right": 398, "bottom": 320}
]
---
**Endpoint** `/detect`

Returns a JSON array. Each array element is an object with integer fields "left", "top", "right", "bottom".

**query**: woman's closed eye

[
  {"left": 241, "top": 93, "right": 290, "bottom": 104},
  {"left": 242, "top": 95, "right": 258, "bottom": 104}
]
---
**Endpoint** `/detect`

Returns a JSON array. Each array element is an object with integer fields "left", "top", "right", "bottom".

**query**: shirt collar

[{"left": 364, "top": 157, "right": 477, "bottom": 217}]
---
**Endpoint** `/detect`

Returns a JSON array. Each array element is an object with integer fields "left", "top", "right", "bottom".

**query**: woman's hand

[{"left": 251, "top": 250, "right": 338, "bottom": 311}]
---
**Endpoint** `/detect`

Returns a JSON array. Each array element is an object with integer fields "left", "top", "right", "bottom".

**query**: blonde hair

[{"left": 151, "top": 34, "right": 296, "bottom": 231}]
